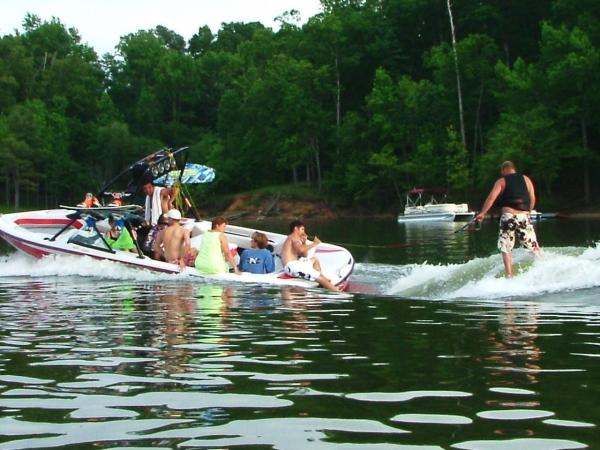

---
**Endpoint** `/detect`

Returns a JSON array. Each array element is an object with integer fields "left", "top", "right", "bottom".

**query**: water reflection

[{"left": 0, "top": 273, "right": 599, "bottom": 447}]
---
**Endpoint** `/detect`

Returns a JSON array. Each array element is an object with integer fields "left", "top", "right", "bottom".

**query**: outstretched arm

[{"left": 475, "top": 179, "right": 504, "bottom": 222}]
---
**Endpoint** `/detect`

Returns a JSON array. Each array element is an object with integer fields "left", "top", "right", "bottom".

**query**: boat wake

[
  {"left": 357, "top": 245, "right": 600, "bottom": 300},
  {"left": 0, "top": 253, "right": 181, "bottom": 282}
]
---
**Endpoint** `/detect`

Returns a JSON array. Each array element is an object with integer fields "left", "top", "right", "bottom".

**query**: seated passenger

[
  {"left": 78, "top": 192, "right": 100, "bottom": 208},
  {"left": 106, "top": 216, "right": 137, "bottom": 252},
  {"left": 153, "top": 209, "right": 191, "bottom": 267},
  {"left": 239, "top": 231, "right": 275, "bottom": 274},
  {"left": 108, "top": 192, "right": 124, "bottom": 207},
  {"left": 195, "top": 216, "right": 241, "bottom": 275},
  {"left": 281, "top": 220, "right": 340, "bottom": 291}
]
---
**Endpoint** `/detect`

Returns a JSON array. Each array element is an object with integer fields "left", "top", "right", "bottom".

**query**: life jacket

[
  {"left": 82, "top": 196, "right": 99, "bottom": 208},
  {"left": 498, "top": 173, "right": 530, "bottom": 211}
]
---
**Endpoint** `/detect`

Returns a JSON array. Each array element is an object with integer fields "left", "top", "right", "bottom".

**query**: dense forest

[{"left": 0, "top": 0, "right": 599, "bottom": 212}]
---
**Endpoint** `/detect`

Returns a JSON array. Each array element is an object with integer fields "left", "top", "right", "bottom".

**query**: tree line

[{"left": 0, "top": 0, "right": 598, "bottom": 211}]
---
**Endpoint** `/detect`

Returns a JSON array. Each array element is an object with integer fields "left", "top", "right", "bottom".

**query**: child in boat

[
  {"left": 195, "top": 216, "right": 241, "bottom": 275},
  {"left": 239, "top": 231, "right": 275, "bottom": 274},
  {"left": 78, "top": 192, "right": 100, "bottom": 208},
  {"left": 106, "top": 216, "right": 137, "bottom": 252}
]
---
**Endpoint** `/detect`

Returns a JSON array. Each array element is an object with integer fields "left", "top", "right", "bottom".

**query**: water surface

[{"left": 1, "top": 218, "right": 599, "bottom": 449}]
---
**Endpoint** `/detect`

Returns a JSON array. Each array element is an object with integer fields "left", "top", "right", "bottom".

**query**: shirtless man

[
  {"left": 153, "top": 209, "right": 190, "bottom": 268},
  {"left": 280, "top": 220, "right": 340, "bottom": 291}
]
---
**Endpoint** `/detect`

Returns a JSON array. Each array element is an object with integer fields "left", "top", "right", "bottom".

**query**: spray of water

[{"left": 385, "top": 245, "right": 600, "bottom": 300}]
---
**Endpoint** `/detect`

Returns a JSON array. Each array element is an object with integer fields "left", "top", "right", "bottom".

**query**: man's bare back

[
  {"left": 155, "top": 222, "right": 190, "bottom": 266},
  {"left": 163, "top": 225, "right": 190, "bottom": 262}
]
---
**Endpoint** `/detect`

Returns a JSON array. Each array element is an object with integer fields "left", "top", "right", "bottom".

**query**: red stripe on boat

[
  {"left": 4, "top": 236, "right": 49, "bottom": 258},
  {"left": 14, "top": 218, "right": 82, "bottom": 228},
  {"left": 315, "top": 249, "right": 343, "bottom": 253}
]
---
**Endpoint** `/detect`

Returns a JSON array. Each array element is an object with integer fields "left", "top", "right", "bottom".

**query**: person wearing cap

[{"left": 153, "top": 209, "right": 190, "bottom": 268}]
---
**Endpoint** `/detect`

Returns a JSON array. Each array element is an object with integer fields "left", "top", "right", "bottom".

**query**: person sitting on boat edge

[
  {"left": 195, "top": 216, "right": 241, "bottom": 275},
  {"left": 280, "top": 220, "right": 340, "bottom": 291},
  {"left": 153, "top": 209, "right": 191, "bottom": 268},
  {"left": 239, "top": 231, "right": 275, "bottom": 274}
]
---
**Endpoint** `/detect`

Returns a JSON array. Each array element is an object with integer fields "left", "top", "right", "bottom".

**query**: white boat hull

[
  {"left": 398, "top": 202, "right": 475, "bottom": 223},
  {"left": 397, "top": 212, "right": 456, "bottom": 222},
  {"left": 0, "top": 209, "right": 354, "bottom": 289}
]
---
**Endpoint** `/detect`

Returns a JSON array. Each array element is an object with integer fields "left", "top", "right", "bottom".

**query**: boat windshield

[{"left": 68, "top": 227, "right": 114, "bottom": 253}]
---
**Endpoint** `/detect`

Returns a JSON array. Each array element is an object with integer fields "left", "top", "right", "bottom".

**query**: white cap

[{"left": 166, "top": 209, "right": 182, "bottom": 220}]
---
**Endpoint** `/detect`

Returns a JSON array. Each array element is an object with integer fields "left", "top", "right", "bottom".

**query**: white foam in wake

[
  {"left": 0, "top": 252, "right": 184, "bottom": 282},
  {"left": 386, "top": 245, "right": 600, "bottom": 300}
]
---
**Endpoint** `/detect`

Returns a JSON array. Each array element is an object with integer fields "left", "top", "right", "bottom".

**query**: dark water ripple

[{"left": 0, "top": 276, "right": 598, "bottom": 449}]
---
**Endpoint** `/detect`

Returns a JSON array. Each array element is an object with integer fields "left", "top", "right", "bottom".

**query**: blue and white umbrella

[{"left": 154, "top": 163, "right": 216, "bottom": 186}]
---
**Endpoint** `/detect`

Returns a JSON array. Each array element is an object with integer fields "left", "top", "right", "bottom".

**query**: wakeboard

[{"left": 59, "top": 205, "right": 144, "bottom": 214}]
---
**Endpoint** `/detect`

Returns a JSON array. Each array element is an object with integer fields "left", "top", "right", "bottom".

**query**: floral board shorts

[{"left": 497, "top": 213, "right": 539, "bottom": 254}]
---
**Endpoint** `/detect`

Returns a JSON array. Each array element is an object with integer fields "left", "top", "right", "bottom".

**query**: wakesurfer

[{"left": 475, "top": 160, "right": 540, "bottom": 277}]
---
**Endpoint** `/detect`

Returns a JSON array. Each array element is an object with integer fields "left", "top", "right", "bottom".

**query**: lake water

[{"left": 1, "top": 218, "right": 600, "bottom": 449}]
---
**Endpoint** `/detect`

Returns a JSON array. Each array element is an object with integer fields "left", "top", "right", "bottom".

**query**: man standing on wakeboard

[{"left": 475, "top": 161, "right": 540, "bottom": 278}]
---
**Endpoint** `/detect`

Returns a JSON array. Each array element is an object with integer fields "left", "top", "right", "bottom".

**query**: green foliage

[{"left": 1, "top": 2, "right": 600, "bottom": 211}]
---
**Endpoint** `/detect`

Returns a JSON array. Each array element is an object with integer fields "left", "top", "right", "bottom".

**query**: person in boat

[
  {"left": 239, "top": 231, "right": 275, "bottom": 274},
  {"left": 108, "top": 192, "right": 124, "bottom": 207},
  {"left": 106, "top": 215, "right": 137, "bottom": 253},
  {"left": 195, "top": 216, "right": 241, "bottom": 275},
  {"left": 280, "top": 220, "right": 339, "bottom": 291},
  {"left": 153, "top": 209, "right": 191, "bottom": 268},
  {"left": 78, "top": 192, "right": 100, "bottom": 208},
  {"left": 475, "top": 160, "right": 540, "bottom": 278},
  {"left": 141, "top": 179, "right": 174, "bottom": 255},
  {"left": 142, "top": 180, "right": 174, "bottom": 226}
]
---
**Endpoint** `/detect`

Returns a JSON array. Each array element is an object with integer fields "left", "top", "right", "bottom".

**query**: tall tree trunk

[
  {"left": 14, "top": 169, "right": 20, "bottom": 210},
  {"left": 472, "top": 84, "right": 484, "bottom": 162},
  {"left": 581, "top": 116, "right": 590, "bottom": 205},
  {"left": 292, "top": 167, "right": 298, "bottom": 185},
  {"left": 446, "top": 0, "right": 467, "bottom": 149},
  {"left": 5, "top": 173, "right": 9, "bottom": 207},
  {"left": 334, "top": 54, "right": 341, "bottom": 156},
  {"left": 312, "top": 137, "right": 322, "bottom": 192},
  {"left": 306, "top": 163, "right": 311, "bottom": 184},
  {"left": 503, "top": 42, "right": 511, "bottom": 68}
]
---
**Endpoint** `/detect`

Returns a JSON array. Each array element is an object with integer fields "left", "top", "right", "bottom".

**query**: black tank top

[{"left": 498, "top": 173, "right": 530, "bottom": 211}]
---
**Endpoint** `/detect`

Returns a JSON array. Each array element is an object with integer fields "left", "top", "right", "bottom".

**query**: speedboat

[
  {"left": 0, "top": 148, "right": 354, "bottom": 290},
  {"left": 397, "top": 188, "right": 475, "bottom": 223}
]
